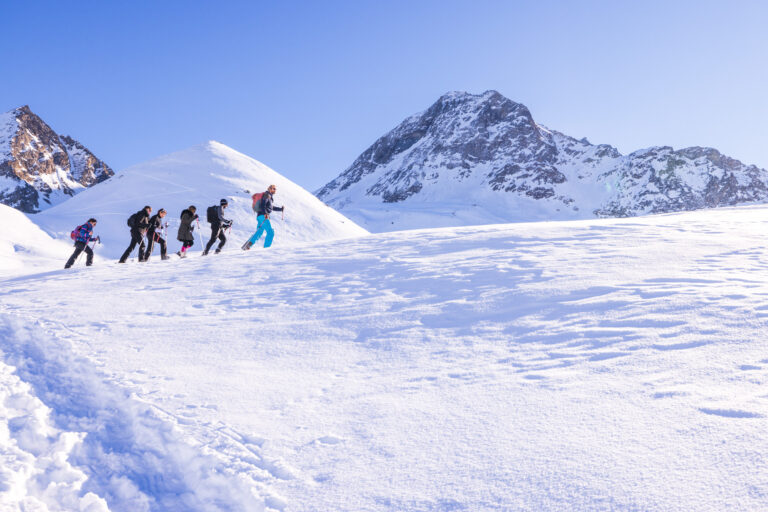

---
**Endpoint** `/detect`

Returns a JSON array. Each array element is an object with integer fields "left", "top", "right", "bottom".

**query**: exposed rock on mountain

[
  {"left": 317, "top": 91, "right": 768, "bottom": 231},
  {"left": 0, "top": 106, "right": 113, "bottom": 212}
]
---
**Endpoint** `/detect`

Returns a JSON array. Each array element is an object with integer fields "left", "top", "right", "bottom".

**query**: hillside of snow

[
  {"left": 1, "top": 205, "right": 768, "bottom": 510},
  {"left": 318, "top": 91, "right": 768, "bottom": 232},
  {"left": 0, "top": 203, "right": 74, "bottom": 276},
  {"left": 34, "top": 141, "right": 368, "bottom": 260}
]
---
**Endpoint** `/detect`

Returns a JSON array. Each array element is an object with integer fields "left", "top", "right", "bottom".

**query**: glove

[
  {"left": 193, "top": 214, "right": 199, "bottom": 220},
  {"left": 96, "top": 236, "right": 101, "bottom": 244}
]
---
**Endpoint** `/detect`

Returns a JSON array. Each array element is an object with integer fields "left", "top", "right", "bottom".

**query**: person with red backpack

[
  {"left": 242, "top": 185, "right": 284, "bottom": 250},
  {"left": 64, "top": 218, "right": 100, "bottom": 269}
]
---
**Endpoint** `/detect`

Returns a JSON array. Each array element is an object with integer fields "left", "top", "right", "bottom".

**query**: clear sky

[{"left": 1, "top": 0, "right": 767, "bottom": 190}]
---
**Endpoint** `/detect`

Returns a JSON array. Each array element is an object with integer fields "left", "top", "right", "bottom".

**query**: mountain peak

[
  {"left": 317, "top": 91, "right": 768, "bottom": 231},
  {"left": 0, "top": 106, "right": 113, "bottom": 213}
]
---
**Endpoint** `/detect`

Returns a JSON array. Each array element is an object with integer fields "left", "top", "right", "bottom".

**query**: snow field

[{"left": 1, "top": 205, "right": 768, "bottom": 509}]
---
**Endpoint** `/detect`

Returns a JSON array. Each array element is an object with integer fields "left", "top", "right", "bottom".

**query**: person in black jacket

[
  {"left": 242, "top": 185, "right": 284, "bottom": 250},
  {"left": 176, "top": 206, "right": 198, "bottom": 258},
  {"left": 203, "top": 199, "right": 232, "bottom": 255},
  {"left": 119, "top": 206, "right": 152, "bottom": 263},
  {"left": 143, "top": 208, "right": 169, "bottom": 261}
]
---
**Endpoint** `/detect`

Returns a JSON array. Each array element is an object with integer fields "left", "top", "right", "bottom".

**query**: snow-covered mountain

[
  {"left": 317, "top": 90, "right": 768, "bottom": 231},
  {"left": 0, "top": 106, "right": 113, "bottom": 213},
  {"left": 34, "top": 141, "right": 368, "bottom": 259},
  {"left": 0, "top": 203, "right": 72, "bottom": 276}
]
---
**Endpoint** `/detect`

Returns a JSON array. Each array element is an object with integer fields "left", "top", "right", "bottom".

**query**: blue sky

[{"left": 1, "top": 0, "right": 767, "bottom": 190}]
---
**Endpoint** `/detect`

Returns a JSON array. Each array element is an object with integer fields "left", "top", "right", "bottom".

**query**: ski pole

[{"left": 196, "top": 219, "right": 204, "bottom": 253}]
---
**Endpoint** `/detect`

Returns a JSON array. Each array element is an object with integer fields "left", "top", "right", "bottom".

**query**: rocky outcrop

[{"left": 0, "top": 106, "right": 113, "bottom": 213}]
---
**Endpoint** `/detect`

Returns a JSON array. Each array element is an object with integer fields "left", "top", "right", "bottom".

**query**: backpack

[
  {"left": 127, "top": 212, "right": 138, "bottom": 228},
  {"left": 70, "top": 225, "right": 83, "bottom": 240},
  {"left": 251, "top": 192, "right": 263, "bottom": 212},
  {"left": 206, "top": 205, "right": 217, "bottom": 223}
]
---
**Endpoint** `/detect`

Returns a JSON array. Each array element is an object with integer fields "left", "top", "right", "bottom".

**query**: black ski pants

[
  {"left": 65, "top": 241, "right": 93, "bottom": 268},
  {"left": 119, "top": 229, "right": 146, "bottom": 263},
  {"left": 143, "top": 231, "right": 167, "bottom": 260},
  {"left": 204, "top": 222, "right": 226, "bottom": 254}
]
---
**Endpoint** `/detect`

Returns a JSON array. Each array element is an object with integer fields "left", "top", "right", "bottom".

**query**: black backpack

[
  {"left": 127, "top": 212, "right": 138, "bottom": 228},
  {"left": 206, "top": 205, "right": 217, "bottom": 223}
]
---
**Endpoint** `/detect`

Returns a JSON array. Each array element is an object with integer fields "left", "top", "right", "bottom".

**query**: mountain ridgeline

[
  {"left": 0, "top": 106, "right": 113, "bottom": 213},
  {"left": 317, "top": 91, "right": 768, "bottom": 231}
]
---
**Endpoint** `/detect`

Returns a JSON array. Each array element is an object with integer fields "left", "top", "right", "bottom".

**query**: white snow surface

[
  {"left": 1, "top": 204, "right": 768, "bottom": 509},
  {"left": 33, "top": 141, "right": 368, "bottom": 259},
  {"left": 0, "top": 204, "right": 73, "bottom": 277}
]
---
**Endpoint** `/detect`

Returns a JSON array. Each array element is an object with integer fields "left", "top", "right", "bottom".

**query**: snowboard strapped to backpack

[{"left": 206, "top": 205, "right": 217, "bottom": 223}]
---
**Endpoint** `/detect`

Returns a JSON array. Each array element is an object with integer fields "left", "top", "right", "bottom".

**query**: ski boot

[{"left": 241, "top": 240, "right": 253, "bottom": 251}]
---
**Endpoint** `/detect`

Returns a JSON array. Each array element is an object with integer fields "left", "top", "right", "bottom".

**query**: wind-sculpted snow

[{"left": 2, "top": 205, "right": 768, "bottom": 509}]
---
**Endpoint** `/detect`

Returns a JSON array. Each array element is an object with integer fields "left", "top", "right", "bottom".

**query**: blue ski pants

[{"left": 248, "top": 215, "right": 275, "bottom": 248}]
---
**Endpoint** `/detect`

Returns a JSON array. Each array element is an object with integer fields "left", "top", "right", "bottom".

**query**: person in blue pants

[{"left": 242, "top": 184, "right": 284, "bottom": 250}]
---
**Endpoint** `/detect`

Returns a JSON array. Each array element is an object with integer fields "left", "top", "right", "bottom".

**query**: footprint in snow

[{"left": 698, "top": 408, "right": 763, "bottom": 419}]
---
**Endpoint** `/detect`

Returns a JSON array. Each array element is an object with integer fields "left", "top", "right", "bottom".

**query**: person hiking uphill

[
  {"left": 143, "top": 208, "right": 169, "bottom": 261},
  {"left": 119, "top": 206, "right": 152, "bottom": 263},
  {"left": 64, "top": 218, "right": 100, "bottom": 268},
  {"left": 242, "top": 185, "right": 284, "bottom": 250},
  {"left": 176, "top": 205, "right": 198, "bottom": 258},
  {"left": 203, "top": 199, "right": 232, "bottom": 255}
]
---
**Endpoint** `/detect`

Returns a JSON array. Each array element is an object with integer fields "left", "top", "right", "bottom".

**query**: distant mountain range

[
  {"left": 0, "top": 106, "right": 113, "bottom": 213},
  {"left": 317, "top": 90, "right": 768, "bottom": 231}
]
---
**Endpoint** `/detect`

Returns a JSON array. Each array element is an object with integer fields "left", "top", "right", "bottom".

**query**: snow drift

[
  {"left": 0, "top": 203, "right": 73, "bottom": 276},
  {"left": 34, "top": 141, "right": 368, "bottom": 259}
]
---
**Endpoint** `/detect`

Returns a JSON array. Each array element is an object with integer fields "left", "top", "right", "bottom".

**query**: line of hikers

[{"left": 65, "top": 185, "right": 284, "bottom": 268}]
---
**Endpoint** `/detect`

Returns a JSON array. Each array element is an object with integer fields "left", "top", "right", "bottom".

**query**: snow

[
  {"left": 33, "top": 141, "right": 368, "bottom": 259},
  {"left": 2, "top": 204, "right": 768, "bottom": 510},
  {"left": 0, "top": 204, "right": 73, "bottom": 277}
]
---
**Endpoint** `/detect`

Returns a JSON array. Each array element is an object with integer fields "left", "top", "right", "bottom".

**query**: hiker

[
  {"left": 64, "top": 218, "right": 100, "bottom": 268},
  {"left": 143, "top": 208, "right": 169, "bottom": 261},
  {"left": 203, "top": 199, "right": 232, "bottom": 255},
  {"left": 242, "top": 184, "right": 284, "bottom": 250},
  {"left": 176, "top": 205, "right": 198, "bottom": 258},
  {"left": 119, "top": 205, "right": 152, "bottom": 263}
]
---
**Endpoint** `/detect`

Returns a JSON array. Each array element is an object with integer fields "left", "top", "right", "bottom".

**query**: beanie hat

[{"left": 220, "top": 198, "right": 228, "bottom": 206}]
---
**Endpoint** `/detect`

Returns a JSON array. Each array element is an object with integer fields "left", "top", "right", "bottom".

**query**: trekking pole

[{"left": 196, "top": 218, "right": 204, "bottom": 253}]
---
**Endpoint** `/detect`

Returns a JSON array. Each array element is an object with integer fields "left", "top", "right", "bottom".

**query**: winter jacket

[
  {"left": 147, "top": 214, "right": 165, "bottom": 234},
  {"left": 214, "top": 205, "right": 232, "bottom": 225},
  {"left": 131, "top": 209, "right": 151, "bottom": 233},
  {"left": 74, "top": 222, "right": 96, "bottom": 243},
  {"left": 177, "top": 209, "right": 197, "bottom": 242},
  {"left": 257, "top": 192, "right": 284, "bottom": 217}
]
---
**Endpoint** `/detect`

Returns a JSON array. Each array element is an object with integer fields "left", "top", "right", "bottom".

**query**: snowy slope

[
  {"left": 2, "top": 206, "right": 768, "bottom": 510},
  {"left": 34, "top": 141, "right": 368, "bottom": 259},
  {"left": 318, "top": 91, "right": 768, "bottom": 231},
  {"left": 0, "top": 204, "right": 74, "bottom": 276}
]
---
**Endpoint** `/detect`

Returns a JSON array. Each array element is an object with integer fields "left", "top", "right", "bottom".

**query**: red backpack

[
  {"left": 70, "top": 225, "right": 83, "bottom": 240},
  {"left": 251, "top": 192, "right": 263, "bottom": 212}
]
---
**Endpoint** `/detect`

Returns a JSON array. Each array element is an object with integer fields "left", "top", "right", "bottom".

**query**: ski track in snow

[{"left": 2, "top": 206, "right": 768, "bottom": 509}]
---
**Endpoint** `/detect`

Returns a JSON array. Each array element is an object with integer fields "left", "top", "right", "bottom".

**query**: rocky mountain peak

[
  {"left": 317, "top": 91, "right": 768, "bottom": 232},
  {"left": 0, "top": 105, "right": 113, "bottom": 212}
]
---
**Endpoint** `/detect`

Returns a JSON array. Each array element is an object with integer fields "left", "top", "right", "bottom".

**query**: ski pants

[
  {"left": 143, "top": 231, "right": 167, "bottom": 260},
  {"left": 205, "top": 222, "right": 227, "bottom": 253},
  {"left": 248, "top": 215, "right": 274, "bottom": 248},
  {"left": 119, "top": 229, "right": 146, "bottom": 263},
  {"left": 65, "top": 241, "right": 93, "bottom": 268}
]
